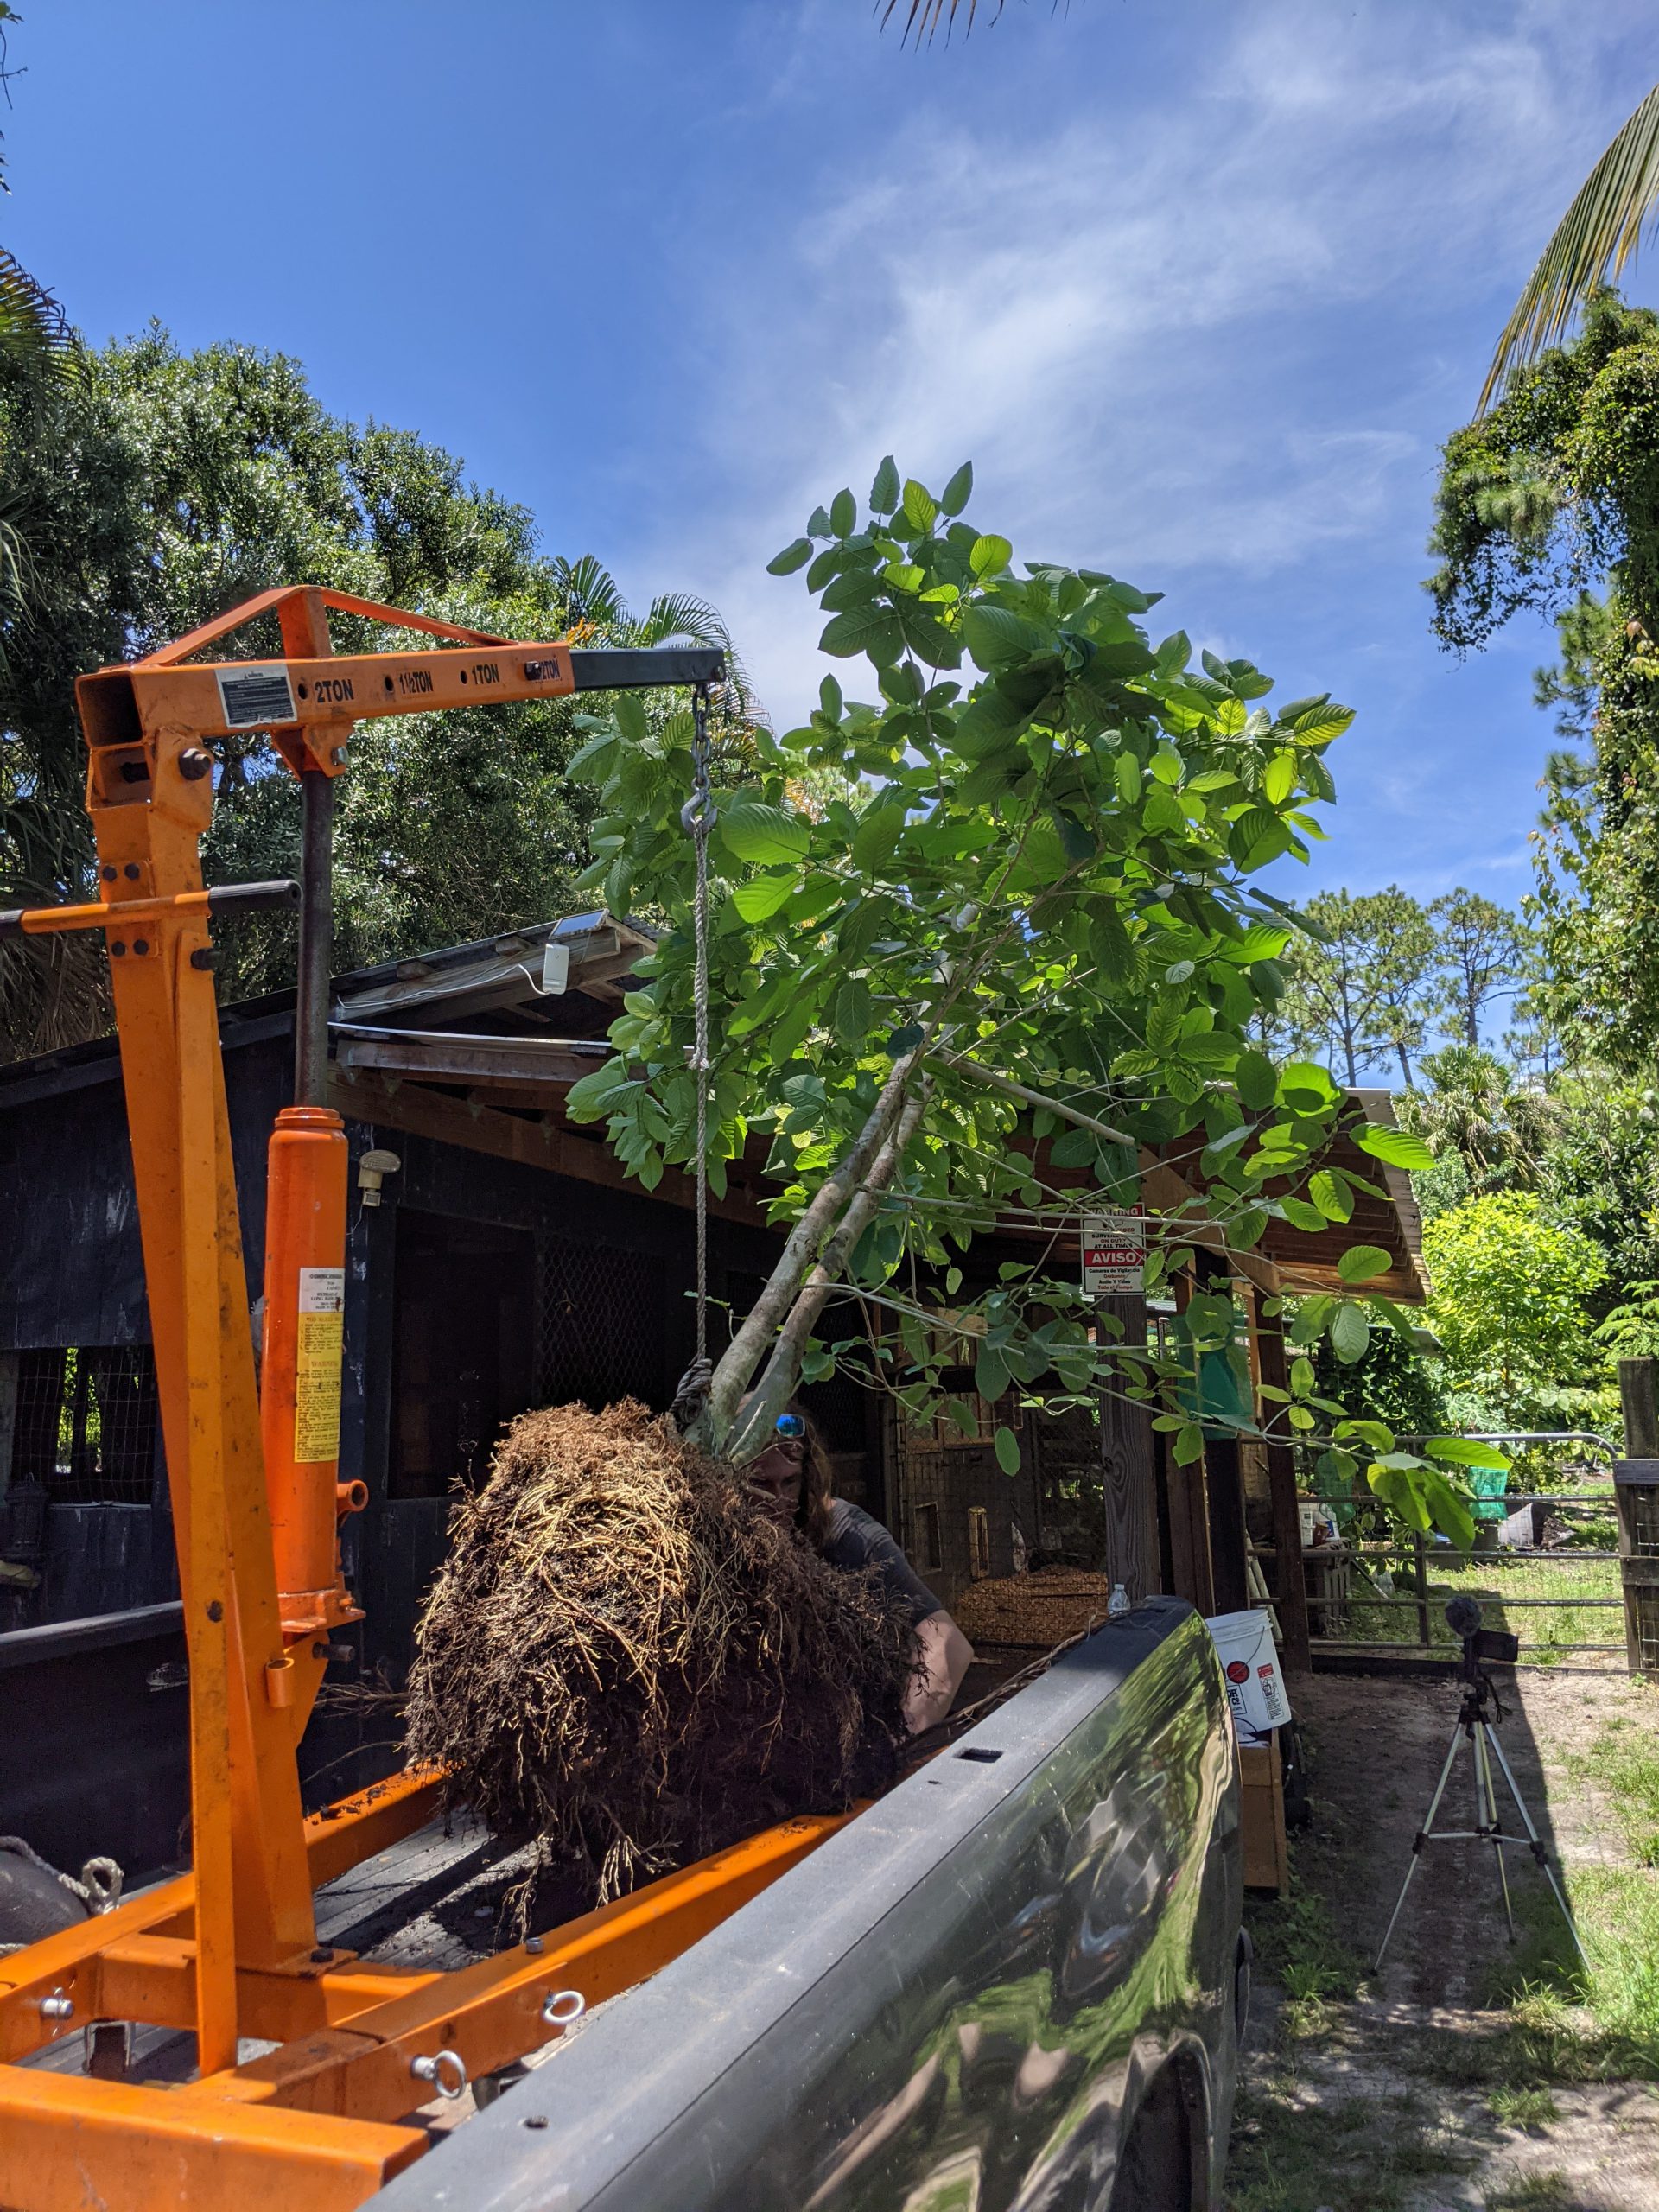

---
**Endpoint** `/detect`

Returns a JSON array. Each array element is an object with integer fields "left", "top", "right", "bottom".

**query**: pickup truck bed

[{"left": 371, "top": 1595, "right": 1243, "bottom": 2212}]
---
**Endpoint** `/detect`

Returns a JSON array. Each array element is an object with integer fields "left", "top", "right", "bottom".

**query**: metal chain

[{"left": 684, "top": 683, "right": 714, "bottom": 1363}]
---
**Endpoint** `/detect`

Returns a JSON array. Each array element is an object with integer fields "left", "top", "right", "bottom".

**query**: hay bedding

[{"left": 404, "top": 1401, "right": 918, "bottom": 1904}]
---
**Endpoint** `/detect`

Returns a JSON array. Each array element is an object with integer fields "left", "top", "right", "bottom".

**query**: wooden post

[
  {"left": 1162, "top": 1272, "right": 1216, "bottom": 1615},
  {"left": 1412, "top": 1527, "right": 1431, "bottom": 1651},
  {"left": 1619, "top": 1358, "right": 1659, "bottom": 1459},
  {"left": 1252, "top": 1314, "right": 1313, "bottom": 1674},
  {"left": 1098, "top": 1294, "right": 1159, "bottom": 1599},
  {"left": 1616, "top": 1357, "right": 1659, "bottom": 1676}
]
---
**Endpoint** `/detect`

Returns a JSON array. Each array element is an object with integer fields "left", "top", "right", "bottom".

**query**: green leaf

[
  {"left": 994, "top": 1424, "right": 1021, "bottom": 1475},
  {"left": 830, "top": 487, "right": 857, "bottom": 536},
  {"left": 613, "top": 691, "right": 649, "bottom": 745},
  {"left": 731, "top": 872, "right": 799, "bottom": 922},
  {"left": 1262, "top": 750, "right": 1299, "bottom": 804},
  {"left": 565, "top": 733, "right": 620, "bottom": 786},
  {"left": 969, "top": 533, "right": 1013, "bottom": 578},
  {"left": 1354, "top": 1125, "right": 1436, "bottom": 1172},
  {"left": 975, "top": 1344, "right": 1011, "bottom": 1402},
  {"left": 1419, "top": 1470, "right": 1476, "bottom": 1548},
  {"left": 721, "top": 803, "right": 810, "bottom": 866},
  {"left": 1337, "top": 1418, "right": 1395, "bottom": 1452},
  {"left": 833, "top": 976, "right": 873, "bottom": 1042},
  {"left": 963, "top": 602, "right": 1038, "bottom": 668},
  {"left": 851, "top": 804, "right": 905, "bottom": 874},
  {"left": 1329, "top": 1302, "right": 1370, "bottom": 1363},
  {"left": 902, "top": 478, "right": 938, "bottom": 533},
  {"left": 767, "top": 537, "right": 814, "bottom": 576},
  {"left": 1337, "top": 1243, "right": 1391, "bottom": 1284},
  {"left": 1424, "top": 1437, "right": 1512, "bottom": 1471},
  {"left": 564, "top": 1060, "right": 636, "bottom": 1122},
  {"left": 603, "top": 854, "right": 632, "bottom": 918},
  {"left": 1277, "top": 1061, "right": 1338, "bottom": 1109},
  {"left": 1309, "top": 1170, "right": 1353, "bottom": 1224},
  {"left": 820, "top": 606, "right": 905, "bottom": 664},
  {"left": 1234, "top": 1050, "right": 1277, "bottom": 1112},
  {"left": 940, "top": 461, "right": 973, "bottom": 515},
  {"left": 1280, "top": 1197, "right": 1329, "bottom": 1234},
  {"left": 1173, "top": 1421, "right": 1205, "bottom": 1466},
  {"left": 868, "top": 456, "right": 900, "bottom": 514},
  {"left": 819, "top": 674, "right": 843, "bottom": 721}
]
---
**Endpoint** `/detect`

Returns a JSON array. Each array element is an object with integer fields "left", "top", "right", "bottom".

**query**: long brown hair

[{"left": 791, "top": 1402, "right": 836, "bottom": 1549}]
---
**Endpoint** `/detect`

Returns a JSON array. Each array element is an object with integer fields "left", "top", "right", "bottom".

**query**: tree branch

[
  {"left": 932, "top": 1050, "right": 1134, "bottom": 1146},
  {"left": 725, "top": 1078, "right": 934, "bottom": 1465},
  {"left": 705, "top": 1047, "right": 922, "bottom": 1437}
]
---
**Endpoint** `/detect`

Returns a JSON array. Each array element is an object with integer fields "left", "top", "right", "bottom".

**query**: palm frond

[
  {"left": 877, "top": 0, "right": 1007, "bottom": 43},
  {"left": 636, "top": 590, "right": 731, "bottom": 651},
  {"left": 549, "top": 552, "right": 625, "bottom": 632},
  {"left": 1482, "top": 82, "right": 1659, "bottom": 412}
]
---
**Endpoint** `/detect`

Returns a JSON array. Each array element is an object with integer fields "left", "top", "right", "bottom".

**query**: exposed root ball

[{"left": 404, "top": 1400, "right": 917, "bottom": 1902}]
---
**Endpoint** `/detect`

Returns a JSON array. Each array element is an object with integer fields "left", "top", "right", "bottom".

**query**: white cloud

[{"left": 638, "top": 0, "right": 1647, "bottom": 733}]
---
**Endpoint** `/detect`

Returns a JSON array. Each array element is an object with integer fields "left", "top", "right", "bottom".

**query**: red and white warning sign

[{"left": 1082, "top": 1209, "right": 1147, "bottom": 1298}]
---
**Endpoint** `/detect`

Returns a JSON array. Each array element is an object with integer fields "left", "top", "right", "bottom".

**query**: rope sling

[{"left": 682, "top": 682, "right": 714, "bottom": 1364}]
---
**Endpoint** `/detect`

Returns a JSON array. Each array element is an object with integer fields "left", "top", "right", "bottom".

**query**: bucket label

[{"left": 294, "top": 1267, "right": 345, "bottom": 1462}]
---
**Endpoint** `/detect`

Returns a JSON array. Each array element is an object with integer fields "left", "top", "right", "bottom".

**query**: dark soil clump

[{"left": 404, "top": 1400, "right": 917, "bottom": 1903}]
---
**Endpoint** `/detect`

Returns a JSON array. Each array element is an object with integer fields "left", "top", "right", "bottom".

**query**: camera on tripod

[
  {"left": 1444, "top": 1593, "right": 1519, "bottom": 1669},
  {"left": 1375, "top": 1588, "right": 1584, "bottom": 1976}
]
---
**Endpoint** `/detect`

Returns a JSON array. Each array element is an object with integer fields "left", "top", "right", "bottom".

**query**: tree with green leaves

[
  {"left": 1429, "top": 292, "right": 1659, "bottom": 1070},
  {"left": 1422, "top": 1191, "right": 1607, "bottom": 1430},
  {"left": 564, "top": 454, "right": 1480, "bottom": 1540},
  {"left": 1427, "top": 887, "right": 1522, "bottom": 1048},
  {"left": 0, "top": 327, "right": 739, "bottom": 1051},
  {"left": 1394, "top": 1043, "right": 1553, "bottom": 1220},
  {"left": 1535, "top": 1068, "right": 1659, "bottom": 1319},
  {"left": 1278, "top": 887, "right": 1437, "bottom": 1086}
]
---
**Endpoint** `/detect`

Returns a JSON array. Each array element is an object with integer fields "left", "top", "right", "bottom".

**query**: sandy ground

[{"left": 1232, "top": 1666, "right": 1659, "bottom": 2212}]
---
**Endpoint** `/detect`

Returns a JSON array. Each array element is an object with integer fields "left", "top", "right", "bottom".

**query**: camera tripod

[{"left": 1374, "top": 1651, "right": 1587, "bottom": 1974}]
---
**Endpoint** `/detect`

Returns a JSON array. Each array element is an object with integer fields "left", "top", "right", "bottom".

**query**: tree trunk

[
  {"left": 720, "top": 1080, "right": 932, "bottom": 1464},
  {"left": 706, "top": 1051, "right": 920, "bottom": 1440}
]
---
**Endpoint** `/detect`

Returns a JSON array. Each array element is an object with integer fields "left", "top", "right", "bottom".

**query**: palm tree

[
  {"left": 548, "top": 554, "right": 761, "bottom": 724},
  {"left": 0, "top": 249, "right": 74, "bottom": 379},
  {"left": 1482, "top": 83, "right": 1659, "bottom": 410}
]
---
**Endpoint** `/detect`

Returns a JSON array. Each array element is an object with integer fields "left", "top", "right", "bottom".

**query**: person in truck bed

[{"left": 742, "top": 1402, "right": 975, "bottom": 1734}]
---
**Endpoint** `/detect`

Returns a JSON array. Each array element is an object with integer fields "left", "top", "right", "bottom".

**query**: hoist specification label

[
  {"left": 216, "top": 662, "right": 297, "bottom": 731},
  {"left": 1082, "top": 1211, "right": 1147, "bottom": 1298},
  {"left": 294, "top": 1266, "right": 345, "bottom": 1464}
]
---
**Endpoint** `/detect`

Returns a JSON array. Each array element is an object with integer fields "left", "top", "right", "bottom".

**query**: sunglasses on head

[{"left": 774, "top": 1413, "right": 805, "bottom": 1440}]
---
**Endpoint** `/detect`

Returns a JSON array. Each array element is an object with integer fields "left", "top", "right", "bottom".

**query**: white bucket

[{"left": 1205, "top": 1608, "right": 1293, "bottom": 1733}]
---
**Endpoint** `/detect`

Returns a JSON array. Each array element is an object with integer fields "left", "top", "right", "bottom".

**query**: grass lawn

[{"left": 1328, "top": 1549, "right": 1624, "bottom": 1666}]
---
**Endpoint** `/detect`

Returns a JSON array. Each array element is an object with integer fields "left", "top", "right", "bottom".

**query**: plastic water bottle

[{"left": 1107, "top": 1582, "right": 1131, "bottom": 1620}]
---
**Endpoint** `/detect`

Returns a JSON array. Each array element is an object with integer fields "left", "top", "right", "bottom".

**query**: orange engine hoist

[{"left": 0, "top": 587, "right": 849, "bottom": 2211}]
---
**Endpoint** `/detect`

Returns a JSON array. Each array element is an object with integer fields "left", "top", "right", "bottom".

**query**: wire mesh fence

[{"left": 10, "top": 1345, "right": 159, "bottom": 1504}]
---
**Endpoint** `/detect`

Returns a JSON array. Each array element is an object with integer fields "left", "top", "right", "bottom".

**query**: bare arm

[{"left": 904, "top": 1611, "right": 975, "bottom": 1734}]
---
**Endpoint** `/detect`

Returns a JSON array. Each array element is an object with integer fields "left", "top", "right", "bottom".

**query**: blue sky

[{"left": 6, "top": 0, "right": 1652, "bottom": 906}]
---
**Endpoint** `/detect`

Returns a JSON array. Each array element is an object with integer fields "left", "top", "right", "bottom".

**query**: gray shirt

[{"left": 820, "top": 1499, "right": 942, "bottom": 1627}]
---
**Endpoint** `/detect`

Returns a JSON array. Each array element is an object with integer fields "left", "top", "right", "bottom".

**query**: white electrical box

[{"left": 541, "top": 941, "right": 571, "bottom": 995}]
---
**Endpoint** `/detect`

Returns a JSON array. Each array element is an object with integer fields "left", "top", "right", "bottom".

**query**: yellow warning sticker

[{"left": 294, "top": 1267, "right": 345, "bottom": 1463}]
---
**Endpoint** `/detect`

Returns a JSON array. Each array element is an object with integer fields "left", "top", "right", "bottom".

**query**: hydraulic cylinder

[{"left": 261, "top": 1103, "right": 355, "bottom": 1633}]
